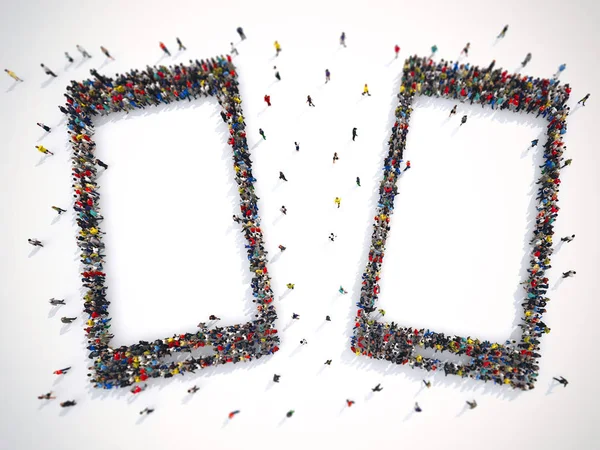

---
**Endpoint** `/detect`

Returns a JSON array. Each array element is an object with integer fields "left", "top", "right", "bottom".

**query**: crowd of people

[
  {"left": 351, "top": 54, "right": 573, "bottom": 390},
  {"left": 60, "top": 53, "right": 279, "bottom": 389}
]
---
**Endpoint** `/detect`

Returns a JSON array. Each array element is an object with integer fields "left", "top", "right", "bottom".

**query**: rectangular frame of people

[
  {"left": 64, "top": 57, "right": 279, "bottom": 388},
  {"left": 352, "top": 55, "right": 570, "bottom": 390}
]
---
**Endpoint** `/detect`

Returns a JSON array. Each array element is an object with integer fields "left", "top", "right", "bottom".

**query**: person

[
  {"left": 273, "top": 374, "right": 280, "bottom": 383},
  {"left": 577, "top": 93, "right": 590, "bottom": 106},
  {"left": 339, "top": 286, "right": 347, "bottom": 294},
  {"left": 36, "top": 145, "right": 54, "bottom": 155},
  {"left": 159, "top": 42, "right": 171, "bottom": 56},
  {"left": 324, "top": 360, "right": 332, "bottom": 366},
  {"left": 334, "top": 197, "right": 341, "bottom": 208},
  {"left": 38, "top": 392, "right": 55, "bottom": 400},
  {"left": 61, "top": 317, "right": 77, "bottom": 324},
  {"left": 176, "top": 37, "right": 186, "bottom": 51},
  {"left": 5, "top": 69, "right": 23, "bottom": 82},
  {"left": 498, "top": 24, "right": 508, "bottom": 38},
  {"left": 554, "top": 63, "right": 566, "bottom": 78},
  {"left": 352, "top": 127, "right": 358, "bottom": 141},
  {"left": 259, "top": 128, "right": 266, "bottom": 140},
  {"left": 553, "top": 376, "right": 568, "bottom": 387},
  {"left": 273, "top": 66, "right": 280, "bottom": 80},
  {"left": 278, "top": 244, "right": 286, "bottom": 251},
  {"left": 562, "top": 158, "right": 572, "bottom": 168},
  {"left": 378, "top": 308, "right": 386, "bottom": 316},
  {"left": 461, "top": 42, "right": 470, "bottom": 56},
  {"left": 430, "top": 45, "right": 438, "bottom": 57},
  {"left": 40, "top": 63, "right": 57, "bottom": 77},
  {"left": 561, "top": 234, "right": 575, "bottom": 243},
  {"left": 96, "top": 159, "right": 108, "bottom": 169},
  {"left": 228, "top": 410, "right": 240, "bottom": 419},
  {"left": 300, "top": 339, "right": 307, "bottom": 345},
  {"left": 294, "top": 142, "right": 299, "bottom": 151},
  {"left": 531, "top": 139, "right": 539, "bottom": 147},
  {"left": 522, "top": 53, "right": 532, "bottom": 67},
  {"left": 264, "top": 94, "right": 271, "bottom": 107},
  {"left": 449, "top": 105, "right": 457, "bottom": 117},
  {"left": 286, "top": 283, "right": 295, "bottom": 289},
  {"left": 356, "top": 176, "right": 361, "bottom": 187},
  {"left": 280, "top": 205, "right": 287, "bottom": 214},
  {"left": 372, "top": 384, "right": 383, "bottom": 392},
  {"left": 53, "top": 367, "right": 71, "bottom": 375},
  {"left": 279, "top": 171, "right": 287, "bottom": 181},
  {"left": 340, "top": 32, "right": 346, "bottom": 47},
  {"left": 209, "top": 315, "right": 221, "bottom": 320},
  {"left": 562, "top": 270, "right": 576, "bottom": 278},
  {"left": 326, "top": 315, "right": 331, "bottom": 321},
  {"left": 346, "top": 399, "right": 355, "bottom": 407},
  {"left": 394, "top": 45, "right": 400, "bottom": 59},
  {"left": 325, "top": 69, "right": 330, "bottom": 83},
  {"left": 460, "top": 115, "right": 468, "bottom": 126},
  {"left": 466, "top": 400, "right": 477, "bottom": 409},
  {"left": 274, "top": 41, "right": 281, "bottom": 57},
  {"left": 64, "top": 51, "right": 74, "bottom": 63},
  {"left": 414, "top": 402, "right": 422, "bottom": 412},
  {"left": 52, "top": 206, "right": 67, "bottom": 214},
  {"left": 405, "top": 161, "right": 411, "bottom": 170},
  {"left": 230, "top": 43, "right": 238, "bottom": 55},
  {"left": 130, "top": 383, "right": 147, "bottom": 394},
  {"left": 49, "top": 298, "right": 65, "bottom": 305},
  {"left": 423, "top": 380, "right": 431, "bottom": 388},
  {"left": 37, "top": 122, "right": 51, "bottom": 132},
  {"left": 187, "top": 386, "right": 199, "bottom": 394},
  {"left": 76, "top": 45, "right": 92, "bottom": 58},
  {"left": 100, "top": 46, "right": 114, "bottom": 60},
  {"left": 332, "top": 152, "right": 339, "bottom": 163},
  {"left": 286, "top": 410, "right": 295, "bottom": 418},
  {"left": 140, "top": 407, "right": 154, "bottom": 415},
  {"left": 236, "top": 27, "right": 246, "bottom": 40},
  {"left": 362, "top": 84, "right": 371, "bottom": 96},
  {"left": 292, "top": 313, "right": 300, "bottom": 319},
  {"left": 329, "top": 233, "right": 336, "bottom": 242},
  {"left": 306, "top": 95, "right": 315, "bottom": 107},
  {"left": 60, "top": 400, "right": 76, "bottom": 407},
  {"left": 28, "top": 238, "right": 43, "bottom": 247}
]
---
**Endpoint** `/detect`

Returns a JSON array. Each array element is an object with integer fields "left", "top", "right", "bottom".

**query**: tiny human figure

[
  {"left": 49, "top": 298, "right": 65, "bottom": 305},
  {"left": 278, "top": 244, "right": 287, "bottom": 251},
  {"left": 405, "top": 161, "right": 411, "bottom": 171},
  {"left": 356, "top": 176, "right": 361, "bottom": 187},
  {"left": 259, "top": 128, "right": 266, "bottom": 140},
  {"left": 339, "top": 286, "right": 347, "bottom": 294},
  {"left": 51, "top": 206, "right": 67, "bottom": 214},
  {"left": 159, "top": 41, "right": 171, "bottom": 56},
  {"left": 36, "top": 145, "right": 54, "bottom": 155},
  {"left": 53, "top": 367, "right": 72, "bottom": 375},
  {"left": 232, "top": 215, "right": 242, "bottom": 224},
  {"left": 332, "top": 152, "right": 339, "bottom": 163},
  {"left": 5, "top": 69, "right": 24, "bottom": 82},
  {"left": 352, "top": 127, "right": 358, "bottom": 141},
  {"left": 423, "top": 380, "right": 432, "bottom": 388},
  {"left": 461, "top": 42, "right": 470, "bottom": 56},
  {"left": 554, "top": 63, "right": 567, "bottom": 79},
  {"left": 324, "top": 360, "right": 332, "bottom": 365},
  {"left": 274, "top": 40, "right": 281, "bottom": 57},
  {"left": 236, "top": 27, "right": 246, "bottom": 40},
  {"left": 40, "top": 63, "right": 57, "bottom": 77},
  {"left": 209, "top": 315, "right": 221, "bottom": 320},
  {"left": 497, "top": 24, "right": 509, "bottom": 38},
  {"left": 306, "top": 95, "right": 315, "bottom": 107},
  {"left": 100, "top": 46, "right": 114, "bottom": 60},
  {"left": 562, "top": 270, "right": 576, "bottom": 278},
  {"left": 273, "top": 374, "right": 281, "bottom": 383},
  {"left": 280, "top": 205, "right": 287, "bottom": 214},
  {"left": 140, "top": 407, "right": 155, "bottom": 415},
  {"left": 273, "top": 66, "right": 280, "bottom": 80},
  {"left": 28, "top": 238, "right": 43, "bottom": 247},
  {"left": 264, "top": 94, "right": 271, "bottom": 106},
  {"left": 378, "top": 308, "right": 386, "bottom": 316},
  {"left": 372, "top": 384, "right": 383, "bottom": 392},
  {"left": 325, "top": 69, "right": 331, "bottom": 83},
  {"left": 96, "top": 158, "right": 108, "bottom": 169},
  {"left": 176, "top": 37, "right": 186, "bottom": 51},
  {"left": 60, "top": 317, "right": 77, "bottom": 324},
  {"left": 130, "top": 384, "right": 147, "bottom": 394},
  {"left": 414, "top": 402, "right": 422, "bottom": 412},
  {"left": 38, "top": 392, "right": 56, "bottom": 400},
  {"left": 561, "top": 235, "right": 575, "bottom": 243},
  {"left": 228, "top": 410, "right": 241, "bottom": 419},
  {"left": 577, "top": 93, "right": 590, "bottom": 106},
  {"left": 340, "top": 32, "right": 346, "bottom": 47},
  {"left": 286, "top": 410, "right": 295, "bottom": 418},
  {"left": 286, "top": 283, "right": 295, "bottom": 289},
  {"left": 449, "top": 105, "right": 457, "bottom": 117},
  {"left": 231, "top": 43, "right": 239, "bottom": 55},
  {"left": 394, "top": 44, "right": 400, "bottom": 59},
  {"left": 188, "top": 386, "right": 200, "bottom": 394},
  {"left": 60, "top": 400, "right": 76, "bottom": 408},
  {"left": 300, "top": 339, "right": 307, "bottom": 345},
  {"left": 279, "top": 171, "right": 287, "bottom": 181},
  {"left": 562, "top": 158, "right": 573, "bottom": 168},
  {"left": 531, "top": 139, "right": 539, "bottom": 147},
  {"left": 430, "top": 45, "right": 438, "bottom": 57},
  {"left": 522, "top": 53, "right": 532, "bottom": 67},
  {"left": 362, "top": 84, "right": 371, "bottom": 96},
  {"left": 76, "top": 45, "right": 92, "bottom": 58},
  {"left": 553, "top": 376, "right": 569, "bottom": 387},
  {"left": 460, "top": 115, "right": 468, "bottom": 126},
  {"left": 325, "top": 315, "right": 331, "bottom": 321},
  {"left": 346, "top": 399, "right": 355, "bottom": 407},
  {"left": 466, "top": 400, "right": 478, "bottom": 409},
  {"left": 329, "top": 233, "right": 337, "bottom": 242},
  {"left": 37, "top": 122, "right": 51, "bottom": 132},
  {"left": 334, "top": 197, "right": 341, "bottom": 208},
  {"left": 294, "top": 142, "right": 299, "bottom": 151},
  {"left": 292, "top": 313, "right": 300, "bottom": 320}
]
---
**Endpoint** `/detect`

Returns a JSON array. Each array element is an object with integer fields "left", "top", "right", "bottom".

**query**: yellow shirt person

[
  {"left": 4, "top": 69, "right": 23, "bottom": 82},
  {"left": 334, "top": 197, "right": 341, "bottom": 208}
]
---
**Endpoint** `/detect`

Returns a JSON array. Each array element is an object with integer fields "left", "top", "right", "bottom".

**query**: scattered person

[
  {"left": 560, "top": 235, "right": 575, "bottom": 243},
  {"left": 140, "top": 407, "right": 155, "bottom": 415},
  {"left": 28, "top": 238, "right": 43, "bottom": 247},
  {"left": 325, "top": 315, "right": 331, "bottom": 321},
  {"left": 37, "top": 122, "right": 51, "bottom": 132},
  {"left": 236, "top": 27, "right": 246, "bottom": 40},
  {"left": 5, "top": 69, "right": 23, "bottom": 82},
  {"left": 96, "top": 158, "right": 108, "bottom": 169},
  {"left": 531, "top": 139, "right": 539, "bottom": 147},
  {"left": 52, "top": 206, "right": 67, "bottom": 214},
  {"left": 339, "top": 286, "right": 347, "bottom": 294},
  {"left": 274, "top": 41, "right": 281, "bottom": 57},
  {"left": 362, "top": 84, "right": 371, "bottom": 96},
  {"left": 300, "top": 339, "right": 307, "bottom": 345},
  {"left": 466, "top": 400, "right": 478, "bottom": 409},
  {"left": 230, "top": 43, "right": 239, "bottom": 56},
  {"left": 259, "top": 128, "right": 266, "bottom": 140},
  {"left": 340, "top": 32, "right": 346, "bottom": 47},
  {"left": 100, "top": 46, "right": 114, "bottom": 60},
  {"left": 449, "top": 105, "right": 457, "bottom": 117},
  {"left": 329, "top": 233, "right": 337, "bottom": 242},
  {"left": 279, "top": 171, "right": 287, "bottom": 181},
  {"left": 306, "top": 95, "right": 315, "bottom": 107},
  {"left": 76, "top": 45, "right": 92, "bottom": 58},
  {"left": 352, "top": 127, "right": 357, "bottom": 141},
  {"left": 286, "top": 410, "right": 295, "bottom": 418},
  {"left": 65, "top": 52, "right": 74, "bottom": 63},
  {"left": 49, "top": 298, "right": 65, "bottom": 305},
  {"left": 553, "top": 376, "right": 568, "bottom": 387},
  {"left": 60, "top": 317, "right": 77, "bottom": 324},
  {"left": 176, "top": 37, "right": 187, "bottom": 51},
  {"left": 38, "top": 392, "right": 56, "bottom": 400},
  {"left": 228, "top": 410, "right": 240, "bottom": 419},
  {"left": 130, "top": 384, "right": 147, "bottom": 394},
  {"left": 187, "top": 386, "right": 200, "bottom": 394},
  {"left": 273, "top": 66, "right": 280, "bottom": 80},
  {"left": 334, "top": 197, "right": 341, "bottom": 208},
  {"left": 40, "top": 63, "right": 57, "bottom": 77},
  {"left": 562, "top": 270, "right": 576, "bottom": 278},
  {"left": 36, "top": 145, "right": 54, "bottom": 155},
  {"left": 264, "top": 94, "right": 271, "bottom": 107},
  {"left": 423, "top": 380, "right": 431, "bottom": 388},
  {"left": 562, "top": 158, "right": 572, "bottom": 168},
  {"left": 278, "top": 244, "right": 286, "bottom": 251},
  {"left": 460, "top": 115, "right": 468, "bottom": 126},
  {"left": 332, "top": 152, "right": 339, "bottom": 163},
  {"left": 280, "top": 205, "right": 287, "bottom": 214},
  {"left": 498, "top": 25, "right": 509, "bottom": 38},
  {"left": 60, "top": 400, "right": 77, "bottom": 407},
  {"left": 53, "top": 367, "right": 72, "bottom": 375},
  {"left": 356, "top": 176, "right": 361, "bottom": 187},
  {"left": 346, "top": 399, "right": 355, "bottom": 407},
  {"left": 325, "top": 69, "right": 330, "bottom": 83},
  {"left": 461, "top": 42, "right": 470, "bottom": 56},
  {"left": 286, "top": 283, "right": 295, "bottom": 289},
  {"left": 292, "top": 313, "right": 300, "bottom": 319},
  {"left": 273, "top": 374, "right": 281, "bottom": 383},
  {"left": 372, "top": 384, "right": 383, "bottom": 392},
  {"left": 522, "top": 53, "right": 532, "bottom": 67},
  {"left": 577, "top": 93, "right": 590, "bottom": 106},
  {"left": 394, "top": 45, "right": 400, "bottom": 59},
  {"left": 414, "top": 402, "right": 422, "bottom": 412},
  {"left": 324, "top": 360, "right": 332, "bottom": 365},
  {"left": 294, "top": 142, "right": 299, "bottom": 151},
  {"left": 159, "top": 42, "right": 171, "bottom": 56}
]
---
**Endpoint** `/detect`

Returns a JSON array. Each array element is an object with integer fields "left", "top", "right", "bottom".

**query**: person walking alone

[
  {"left": 5, "top": 69, "right": 23, "bottom": 82},
  {"left": 41, "top": 63, "right": 57, "bottom": 77},
  {"left": 100, "top": 46, "right": 114, "bottom": 60},
  {"left": 159, "top": 42, "right": 171, "bottom": 56},
  {"left": 176, "top": 37, "right": 187, "bottom": 51},
  {"left": 362, "top": 84, "right": 371, "bottom": 96},
  {"left": 352, "top": 127, "right": 358, "bottom": 141}
]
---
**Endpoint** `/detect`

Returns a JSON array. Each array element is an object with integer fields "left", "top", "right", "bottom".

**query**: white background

[{"left": 1, "top": 0, "right": 599, "bottom": 449}]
